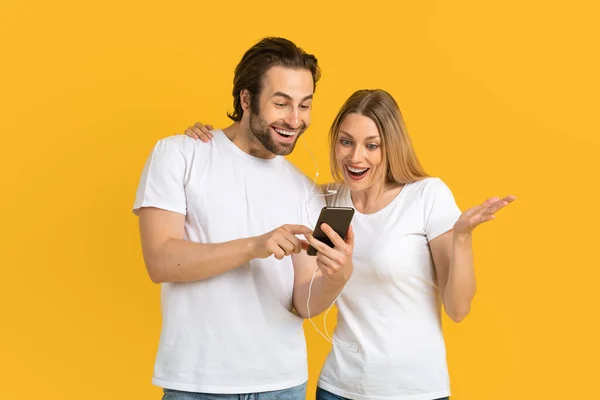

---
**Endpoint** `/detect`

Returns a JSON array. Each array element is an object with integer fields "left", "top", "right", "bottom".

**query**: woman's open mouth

[{"left": 345, "top": 165, "right": 369, "bottom": 180}]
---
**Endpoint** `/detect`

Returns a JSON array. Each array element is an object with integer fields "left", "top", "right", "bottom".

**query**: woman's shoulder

[
  {"left": 324, "top": 182, "right": 350, "bottom": 207},
  {"left": 408, "top": 176, "right": 451, "bottom": 193}
]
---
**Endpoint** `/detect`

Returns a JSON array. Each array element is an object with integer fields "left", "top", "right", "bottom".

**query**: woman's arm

[{"left": 430, "top": 195, "right": 515, "bottom": 322}]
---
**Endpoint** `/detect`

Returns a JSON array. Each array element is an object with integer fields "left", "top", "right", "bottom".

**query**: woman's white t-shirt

[{"left": 318, "top": 178, "right": 461, "bottom": 400}]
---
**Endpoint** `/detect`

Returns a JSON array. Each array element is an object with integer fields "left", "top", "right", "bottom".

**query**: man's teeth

[
  {"left": 347, "top": 166, "right": 368, "bottom": 173},
  {"left": 274, "top": 128, "right": 296, "bottom": 137}
]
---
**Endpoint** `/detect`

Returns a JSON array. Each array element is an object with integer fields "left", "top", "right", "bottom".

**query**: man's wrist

[{"left": 243, "top": 237, "right": 258, "bottom": 260}]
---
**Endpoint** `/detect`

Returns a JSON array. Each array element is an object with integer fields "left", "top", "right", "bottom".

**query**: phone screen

[{"left": 307, "top": 207, "right": 355, "bottom": 256}]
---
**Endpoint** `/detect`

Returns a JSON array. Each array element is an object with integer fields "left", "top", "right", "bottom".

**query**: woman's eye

[{"left": 367, "top": 144, "right": 379, "bottom": 150}]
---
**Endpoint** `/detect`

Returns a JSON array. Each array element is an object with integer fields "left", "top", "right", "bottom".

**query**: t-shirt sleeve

[
  {"left": 422, "top": 178, "right": 462, "bottom": 241},
  {"left": 133, "top": 138, "right": 188, "bottom": 216}
]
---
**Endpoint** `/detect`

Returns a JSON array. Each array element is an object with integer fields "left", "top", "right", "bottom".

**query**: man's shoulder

[
  {"left": 156, "top": 134, "right": 198, "bottom": 151},
  {"left": 279, "top": 159, "right": 313, "bottom": 185},
  {"left": 152, "top": 134, "right": 216, "bottom": 162},
  {"left": 281, "top": 157, "right": 312, "bottom": 183}
]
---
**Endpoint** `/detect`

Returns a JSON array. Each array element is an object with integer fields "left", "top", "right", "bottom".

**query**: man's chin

[
  {"left": 274, "top": 140, "right": 299, "bottom": 156},
  {"left": 251, "top": 128, "right": 302, "bottom": 156},
  {"left": 272, "top": 145, "right": 293, "bottom": 156},
  {"left": 271, "top": 133, "right": 302, "bottom": 155}
]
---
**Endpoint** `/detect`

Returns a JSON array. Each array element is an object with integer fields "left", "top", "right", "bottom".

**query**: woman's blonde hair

[{"left": 329, "top": 89, "right": 428, "bottom": 185}]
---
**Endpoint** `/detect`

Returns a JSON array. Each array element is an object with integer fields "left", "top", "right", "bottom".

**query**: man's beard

[{"left": 248, "top": 111, "right": 306, "bottom": 156}]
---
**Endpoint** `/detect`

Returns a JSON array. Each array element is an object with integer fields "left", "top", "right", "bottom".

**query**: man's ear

[{"left": 240, "top": 89, "right": 251, "bottom": 112}]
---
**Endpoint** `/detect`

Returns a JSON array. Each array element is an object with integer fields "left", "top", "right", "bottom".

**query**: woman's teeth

[
  {"left": 346, "top": 165, "right": 369, "bottom": 178},
  {"left": 347, "top": 166, "right": 368, "bottom": 173}
]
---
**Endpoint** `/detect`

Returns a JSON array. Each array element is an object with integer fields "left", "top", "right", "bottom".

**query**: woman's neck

[{"left": 350, "top": 181, "right": 403, "bottom": 214}]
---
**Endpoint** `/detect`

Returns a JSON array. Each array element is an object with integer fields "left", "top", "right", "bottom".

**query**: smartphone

[{"left": 307, "top": 207, "right": 355, "bottom": 256}]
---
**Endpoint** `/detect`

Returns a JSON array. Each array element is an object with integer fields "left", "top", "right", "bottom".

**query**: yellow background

[{"left": 1, "top": 0, "right": 598, "bottom": 399}]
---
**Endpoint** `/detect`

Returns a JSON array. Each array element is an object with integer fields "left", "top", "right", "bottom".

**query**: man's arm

[
  {"left": 139, "top": 207, "right": 256, "bottom": 283},
  {"left": 138, "top": 207, "right": 312, "bottom": 283}
]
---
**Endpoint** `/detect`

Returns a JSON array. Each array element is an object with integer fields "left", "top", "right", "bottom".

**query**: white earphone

[{"left": 301, "top": 137, "right": 359, "bottom": 353}]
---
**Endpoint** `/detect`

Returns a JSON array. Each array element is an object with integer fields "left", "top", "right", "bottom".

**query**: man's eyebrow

[{"left": 271, "top": 92, "right": 313, "bottom": 102}]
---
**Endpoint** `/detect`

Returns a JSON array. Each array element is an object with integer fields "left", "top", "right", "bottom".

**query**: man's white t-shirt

[
  {"left": 133, "top": 131, "right": 323, "bottom": 393},
  {"left": 318, "top": 178, "right": 461, "bottom": 400}
]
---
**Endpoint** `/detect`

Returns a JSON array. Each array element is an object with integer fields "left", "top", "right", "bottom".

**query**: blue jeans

[
  {"left": 316, "top": 387, "right": 449, "bottom": 400},
  {"left": 162, "top": 383, "right": 306, "bottom": 400}
]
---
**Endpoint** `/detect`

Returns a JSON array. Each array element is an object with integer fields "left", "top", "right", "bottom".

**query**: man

[{"left": 133, "top": 37, "right": 354, "bottom": 399}]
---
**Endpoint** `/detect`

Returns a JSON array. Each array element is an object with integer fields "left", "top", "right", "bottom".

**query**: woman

[{"left": 184, "top": 89, "right": 515, "bottom": 400}]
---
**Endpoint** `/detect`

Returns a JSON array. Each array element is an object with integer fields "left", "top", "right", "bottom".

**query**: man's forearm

[{"left": 144, "top": 237, "right": 256, "bottom": 283}]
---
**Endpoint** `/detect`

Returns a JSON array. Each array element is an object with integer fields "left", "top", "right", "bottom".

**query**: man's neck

[{"left": 222, "top": 122, "right": 276, "bottom": 160}]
